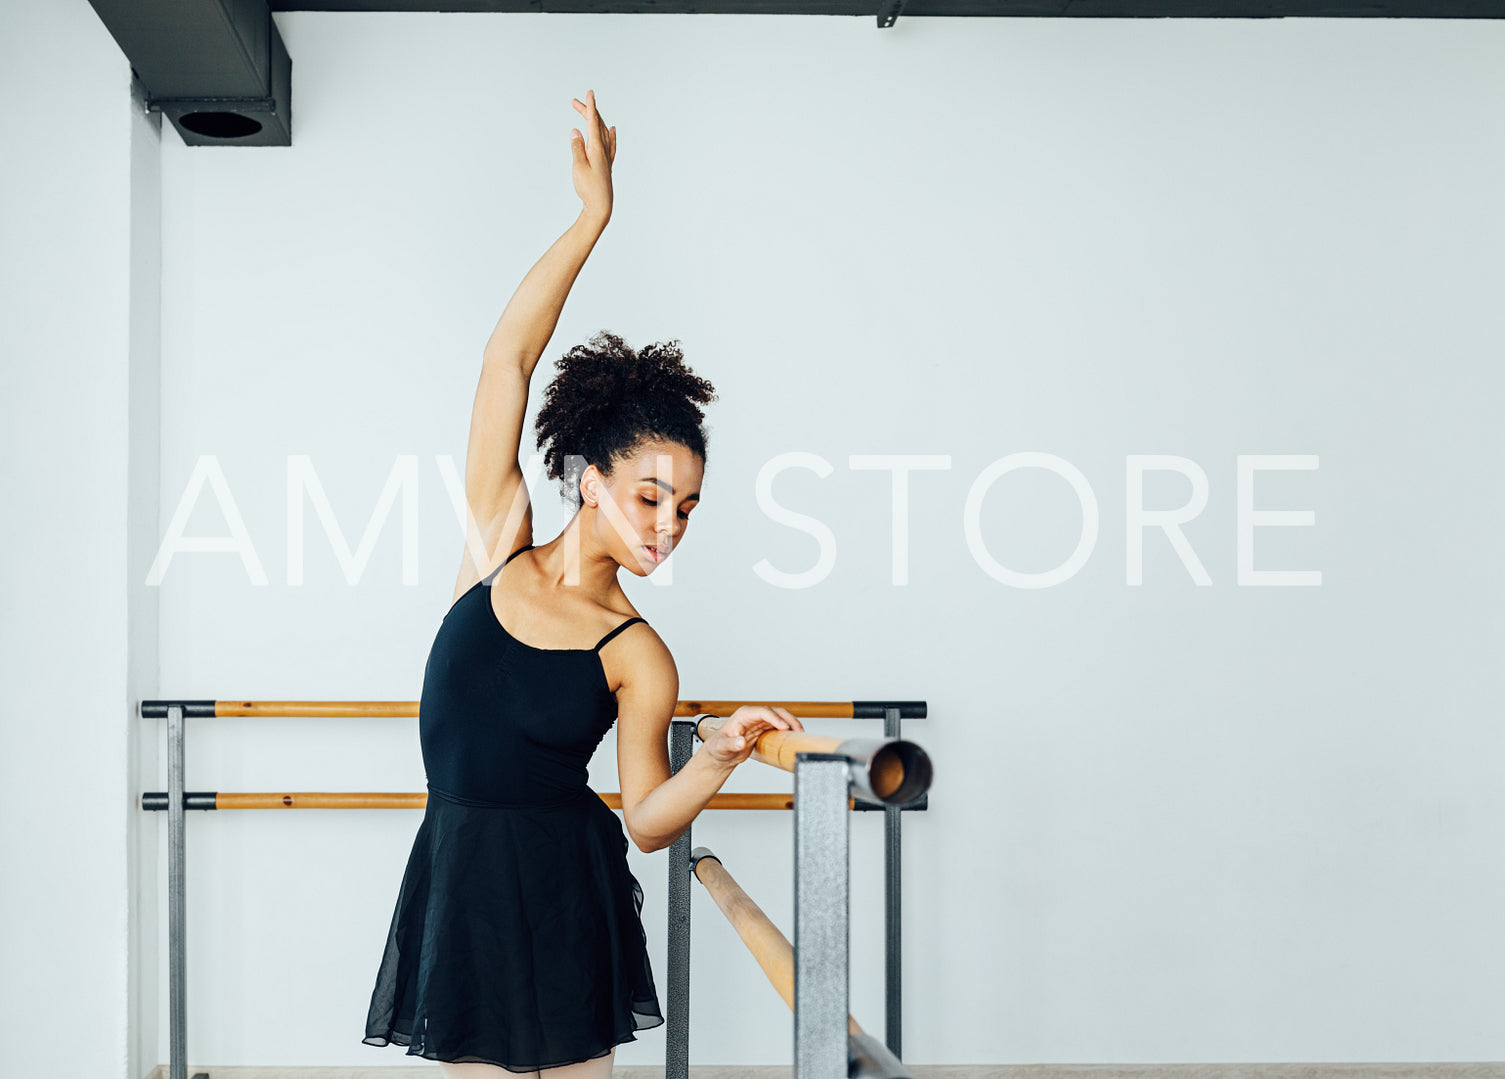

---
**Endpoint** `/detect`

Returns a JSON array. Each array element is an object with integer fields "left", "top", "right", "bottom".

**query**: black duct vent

[{"left": 88, "top": 0, "right": 292, "bottom": 147}]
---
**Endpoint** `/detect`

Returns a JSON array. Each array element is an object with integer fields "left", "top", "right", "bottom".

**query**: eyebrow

[{"left": 642, "top": 476, "right": 700, "bottom": 501}]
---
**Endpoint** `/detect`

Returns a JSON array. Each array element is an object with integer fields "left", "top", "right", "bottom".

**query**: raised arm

[{"left": 452, "top": 91, "right": 618, "bottom": 604}]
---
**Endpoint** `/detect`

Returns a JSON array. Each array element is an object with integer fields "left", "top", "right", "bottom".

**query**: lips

[{"left": 644, "top": 543, "right": 669, "bottom": 563}]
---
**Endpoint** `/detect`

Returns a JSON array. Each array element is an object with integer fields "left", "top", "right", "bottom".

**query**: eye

[{"left": 642, "top": 496, "right": 690, "bottom": 520}]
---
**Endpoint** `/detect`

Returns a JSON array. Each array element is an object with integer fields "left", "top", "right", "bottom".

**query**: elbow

[
  {"left": 623, "top": 816, "right": 676, "bottom": 854},
  {"left": 628, "top": 831, "right": 663, "bottom": 855},
  {"left": 622, "top": 815, "right": 655, "bottom": 854}
]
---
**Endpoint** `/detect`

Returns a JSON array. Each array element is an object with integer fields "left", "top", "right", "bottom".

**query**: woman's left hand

[
  {"left": 570, "top": 89, "right": 616, "bottom": 223},
  {"left": 701, "top": 706, "right": 805, "bottom": 769}
]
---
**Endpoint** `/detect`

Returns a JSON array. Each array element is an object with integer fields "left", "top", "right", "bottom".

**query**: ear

[{"left": 579, "top": 464, "right": 600, "bottom": 507}]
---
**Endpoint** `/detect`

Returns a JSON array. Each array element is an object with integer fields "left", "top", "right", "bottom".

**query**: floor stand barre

[
  {"left": 139, "top": 696, "right": 919, "bottom": 1079},
  {"left": 664, "top": 706, "right": 930, "bottom": 1078}
]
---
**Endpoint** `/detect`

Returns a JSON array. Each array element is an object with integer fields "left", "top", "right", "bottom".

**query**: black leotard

[
  {"left": 363, "top": 543, "right": 663, "bottom": 1071},
  {"left": 419, "top": 543, "right": 646, "bottom": 808}
]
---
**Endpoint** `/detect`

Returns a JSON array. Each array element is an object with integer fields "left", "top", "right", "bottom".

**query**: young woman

[{"left": 362, "top": 91, "right": 803, "bottom": 1078}]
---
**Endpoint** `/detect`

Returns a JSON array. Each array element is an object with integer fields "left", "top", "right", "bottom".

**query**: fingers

[
  {"left": 708, "top": 707, "right": 807, "bottom": 765},
  {"left": 723, "top": 721, "right": 754, "bottom": 749},
  {"left": 570, "top": 91, "right": 611, "bottom": 162},
  {"left": 760, "top": 706, "right": 798, "bottom": 732},
  {"left": 726, "top": 708, "right": 800, "bottom": 737}
]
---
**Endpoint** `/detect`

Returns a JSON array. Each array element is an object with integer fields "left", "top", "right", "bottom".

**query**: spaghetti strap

[
  {"left": 593, "top": 616, "right": 647, "bottom": 652},
  {"left": 481, "top": 544, "right": 534, "bottom": 585}
]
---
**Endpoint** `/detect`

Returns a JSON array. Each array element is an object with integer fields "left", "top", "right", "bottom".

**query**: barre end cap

[{"left": 689, "top": 846, "right": 721, "bottom": 875}]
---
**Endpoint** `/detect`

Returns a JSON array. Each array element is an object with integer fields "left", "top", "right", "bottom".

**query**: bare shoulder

[{"left": 602, "top": 617, "right": 676, "bottom": 702}]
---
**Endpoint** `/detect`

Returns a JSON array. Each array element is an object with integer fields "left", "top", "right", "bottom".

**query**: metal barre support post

[
  {"left": 884, "top": 704, "right": 902, "bottom": 1057},
  {"left": 168, "top": 704, "right": 186, "bottom": 1079},
  {"left": 795, "top": 754, "right": 852, "bottom": 1078},
  {"left": 665, "top": 717, "right": 697, "bottom": 1079},
  {"left": 166, "top": 705, "right": 208, "bottom": 1079}
]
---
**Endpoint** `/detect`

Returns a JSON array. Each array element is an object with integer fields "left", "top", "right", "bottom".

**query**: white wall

[
  {"left": 0, "top": 2, "right": 162, "bottom": 1078},
  {"left": 5, "top": 5, "right": 1502, "bottom": 1075},
  {"left": 153, "top": 12, "right": 1505, "bottom": 1068}
]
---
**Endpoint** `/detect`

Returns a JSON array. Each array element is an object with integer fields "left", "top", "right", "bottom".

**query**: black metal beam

[
  {"left": 87, "top": 0, "right": 292, "bottom": 146},
  {"left": 81, "top": 0, "right": 1505, "bottom": 143},
  {"left": 271, "top": 0, "right": 1505, "bottom": 16}
]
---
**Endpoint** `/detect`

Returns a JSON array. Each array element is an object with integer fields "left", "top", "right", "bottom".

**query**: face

[{"left": 582, "top": 439, "right": 705, "bottom": 574}]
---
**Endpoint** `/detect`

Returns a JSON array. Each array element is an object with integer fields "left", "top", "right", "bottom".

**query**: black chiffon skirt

[{"left": 363, "top": 785, "right": 664, "bottom": 1071}]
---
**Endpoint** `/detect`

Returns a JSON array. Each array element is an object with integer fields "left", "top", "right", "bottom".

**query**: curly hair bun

[{"left": 535, "top": 330, "right": 718, "bottom": 505}]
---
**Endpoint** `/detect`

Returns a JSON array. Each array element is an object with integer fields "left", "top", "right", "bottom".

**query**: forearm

[
  {"left": 628, "top": 748, "right": 736, "bottom": 853},
  {"left": 483, "top": 208, "right": 610, "bottom": 374}
]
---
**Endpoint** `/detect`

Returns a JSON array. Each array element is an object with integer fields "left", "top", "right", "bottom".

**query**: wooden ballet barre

[
  {"left": 694, "top": 714, "right": 933, "bottom": 807},
  {"left": 691, "top": 845, "right": 918, "bottom": 1079},
  {"left": 690, "top": 848, "right": 864, "bottom": 1036},
  {"left": 139, "top": 699, "right": 927, "bottom": 719},
  {"left": 691, "top": 847, "right": 914, "bottom": 1078},
  {"left": 138, "top": 791, "right": 847, "bottom": 811}
]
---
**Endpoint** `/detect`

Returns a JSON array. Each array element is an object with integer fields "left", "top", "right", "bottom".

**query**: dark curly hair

[{"left": 534, "top": 330, "right": 718, "bottom": 508}]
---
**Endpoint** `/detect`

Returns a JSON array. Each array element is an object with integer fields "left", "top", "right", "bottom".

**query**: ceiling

[{"left": 89, "top": 0, "right": 1504, "bottom": 148}]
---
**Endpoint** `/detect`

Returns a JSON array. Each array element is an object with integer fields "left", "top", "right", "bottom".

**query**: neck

[{"left": 531, "top": 512, "right": 621, "bottom": 597}]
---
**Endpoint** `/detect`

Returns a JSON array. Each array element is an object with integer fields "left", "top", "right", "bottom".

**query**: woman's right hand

[
  {"left": 700, "top": 706, "right": 804, "bottom": 769},
  {"left": 569, "top": 89, "right": 616, "bottom": 223}
]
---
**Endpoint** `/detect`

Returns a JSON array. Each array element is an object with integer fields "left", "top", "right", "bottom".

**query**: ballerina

[{"left": 362, "top": 89, "right": 803, "bottom": 1079}]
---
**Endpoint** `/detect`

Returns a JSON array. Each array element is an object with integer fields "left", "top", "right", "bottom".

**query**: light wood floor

[{"left": 142, "top": 1063, "right": 1505, "bottom": 1079}]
